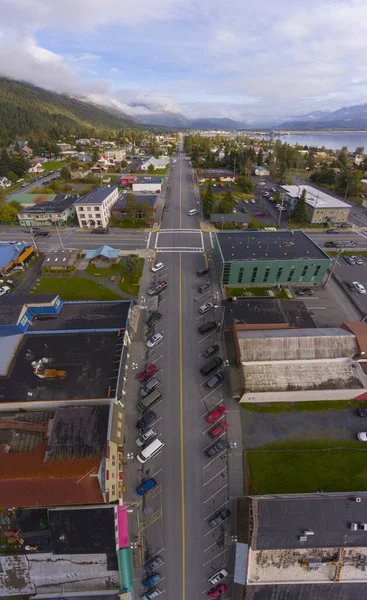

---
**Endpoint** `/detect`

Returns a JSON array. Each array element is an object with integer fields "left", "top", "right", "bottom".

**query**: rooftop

[
  {"left": 250, "top": 494, "right": 367, "bottom": 550},
  {"left": 8, "top": 193, "right": 57, "bottom": 206},
  {"left": 85, "top": 244, "right": 120, "bottom": 260},
  {"left": 210, "top": 213, "right": 251, "bottom": 223},
  {"left": 215, "top": 230, "right": 328, "bottom": 262},
  {"left": 0, "top": 242, "right": 27, "bottom": 268},
  {"left": 74, "top": 187, "right": 115, "bottom": 205},
  {"left": 113, "top": 194, "right": 157, "bottom": 210},
  {"left": 244, "top": 584, "right": 367, "bottom": 600},
  {"left": 282, "top": 185, "right": 351, "bottom": 210},
  {"left": 224, "top": 298, "right": 316, "bottom": 328},
  {"left": 29, "top": 300, "right": 130, "bottom": 331},
  {"left": 135, "top": 175, "right": 163, "bottom": 183},
  {"left": 19, "top": 194, "right": 78, "bottom": 214},
  {"left": 0, "top": 331, "right": 124, "bottom": 402},
  {"left": 48, "top": 506, "right": 116, "bottom": 554},
  {"left": 42, "top": 250, "right": 79, "bottom": 268}
]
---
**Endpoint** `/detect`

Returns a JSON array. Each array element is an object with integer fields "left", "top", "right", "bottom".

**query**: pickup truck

[
  {"left": 147, "top": 280, "right": 168, "bottom": 296},
  {"left": 325, "top": 240, "right": 357, "bottom": 248}
]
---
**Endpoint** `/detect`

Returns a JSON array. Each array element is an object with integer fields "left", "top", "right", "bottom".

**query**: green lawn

[
  {"left": 225, "top": 286, "right": 287, "bottom": 297},
  {"left": 242, "top": 399, "right": 367, "bottom": 414},
  {"left": 86, "top": 257, "right": 144, "bottom": 296},
  {"left": 32, "top": 276, "right": 123, "bottom": 301},
  {"left": 86, "top": 262, "right": 124, "bottom": 278},
  {"left": 109, "top": 219, "right": 148, "bottom": 229},
  {"left": 248, "top": 439, "right": 367, "bottom": 494},
  {"left": 42, "top": 160, "right": 65, "bottom": 171}
]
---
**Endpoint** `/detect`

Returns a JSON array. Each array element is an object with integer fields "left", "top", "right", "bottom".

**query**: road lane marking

[
  {"left": 202, "top": 549, "right": 227, "bottom": 569},
  {"left": 204, "top": 467, "right": 227, "bottom": 485},
  {"left": 204, "top": 484, "right": 228, "bottom": 504},
  {"left": 203, "top": 539, "right": 224, "bottom": 553},
  {"left": 179, "top": 189, "right": 186, "bottom": 600},
  {"left": 201, "top": 386, "right": 223, "bottom": 401},
  {"left": 197, "top": 332, "right": 216, "bottom": 344},
  {"left": 203, "top": 449, "right": 228, "bottom": 469}
]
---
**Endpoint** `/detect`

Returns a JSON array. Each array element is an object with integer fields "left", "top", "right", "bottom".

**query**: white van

[
  {"left": 137, "top": 438, "right": 164, "bottom": 463},
  {"left": 188, "top": 209, "right": 199, "bottom": 216}
]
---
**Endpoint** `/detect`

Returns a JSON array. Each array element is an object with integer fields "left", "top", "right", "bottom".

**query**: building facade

[
  {"left": 18, "top": 194, "right": 77, "bottom": 227},
  {"left": 74, "top": 187, "right": 119, "bottom": 228},
  {"left": 213, "top": 230, "right": 330, "bottom": 287},
  {"left": 132, "top": 176, "right": 163, "bottom": 193},
  {"left": 280, "top": 184, "right": 351, "bottom": 224}
]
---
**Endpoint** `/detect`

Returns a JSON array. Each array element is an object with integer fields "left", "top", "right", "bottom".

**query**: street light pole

[{"left": 323, "top": 246, "right": 344, "bottom": 288}]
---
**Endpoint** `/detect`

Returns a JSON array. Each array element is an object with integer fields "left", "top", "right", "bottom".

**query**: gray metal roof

[
  {"left": 210, "top": 213, "right": 251, "bottom": 223},
  {"left": 244, "top": 583, "right": 367, "bottom": 600},
  {"left": 74, "top": 187, "right": 114, "bottom": 205}
]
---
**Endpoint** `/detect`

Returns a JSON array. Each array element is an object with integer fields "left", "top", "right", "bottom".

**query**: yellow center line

[{"left": 179, "top": 158, "right": 186, "bottom": 600}]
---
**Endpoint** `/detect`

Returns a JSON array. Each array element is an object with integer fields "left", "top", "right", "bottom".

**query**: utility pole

[
  {"left": 30, "top": 228, "right": 40, "bottom": 256},
  {"left": 323, "top": 246, "right": 344, "bottom": 288},
  {"left": 277, "top": 197, "right": 285, "bottom": 229}
]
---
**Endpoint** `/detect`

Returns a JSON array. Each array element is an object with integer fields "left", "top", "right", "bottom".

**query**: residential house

[
  {"left": 21, "top": 146, "right": 33, "bottom": 157},
  {"left": 121, "top": 175, "right": 137, "bottom": 186},
  {"left": 57, "top": 143, "right": 73, "bottom": 152},
  {"left": 255, "top": 166, "right": 270, "bottom": 177},
  {"left": 215, "top": 149, "right": 226, "bottom": 161},
  {"left": 17, "top": 194, "right": 77, "bottom": 227},
  {"left": 0, "top": 176, "right": 11, "bottom": 188},
  {"left": 74, "top": 186, "right": 119, "bottom": 228},
  {"left": 197, "top": 169, "right": 237, "bottom": 182},
  {"left": 132, "top": 176, "right": 163, "bottom": 193},
  {"left": 112, "top": 194, "right": 158, "bottom": 221},
  {"left": 75, "top": 138, "right": 90, "bottom": 145},
  {"left": 104, "top": 148, "right": 126, "bottom": 162},
  {"left": 355, "top": 154, "right": 364, "bottom": 166},
  {"left": 140, "top": 156, "right": 170, "bottom": 171},
  {"left": 280, "top": 184, "right": 351, "bottom": 224},
  {"left": 28, "top": 163, "right": 44, "bottom": 174}
]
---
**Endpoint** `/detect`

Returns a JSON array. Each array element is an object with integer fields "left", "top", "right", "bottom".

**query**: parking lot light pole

[{"left": 323, "top": 247, "right": 344, "bottom": 288}]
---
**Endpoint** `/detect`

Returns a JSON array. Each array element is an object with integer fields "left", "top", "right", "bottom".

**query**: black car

[
  {"left": 198, "top": 284, "right": 211, "bottom": 294},
  {"left": 203, "top": 344, "right": 219, "bottom": 358},
  {"left": 357, "top": 408, "right": 367, "bottom": 417},
  {"left": 91, "top": 228, "right": 109, "bottom": 234},
  {"left": 198, "top": 321, "right": 217, "bottom": 334},
  {"left": 34, "top": 231, "right": 50, "bottom": 238},
  {"left": 205, "top": 438, "right": 228, "bottom": 457},
  {"left": 196, "top": 268, "right": 210, "bottom": 277},
  {"left": 200, "top": 356, "right": 223, "bottom": 376},
  {"left": 205, "top": 371, "right": 224, "bottom": 388},
  {"left": 208, "top": 507, "right": 231, "bottom": 528},
  {"left": 136, "top": 411, "right": 157, "bottom": 430},
  {"left": 146, "top": 312, "right": 162, "bottom": 327},
  {"left": 327, "top": 229, "right": 339, "bottom": 234},
  {"left": 296, "top": 288, "right": 314, "bottom": 296}
]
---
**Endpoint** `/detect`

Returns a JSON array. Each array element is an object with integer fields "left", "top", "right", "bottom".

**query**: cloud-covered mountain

[
  {"left": 280, "top": 105, "right": 367, "bottom": 129},
  {"left": 137, "top": 112, "right": 247, "bottom": 129}
]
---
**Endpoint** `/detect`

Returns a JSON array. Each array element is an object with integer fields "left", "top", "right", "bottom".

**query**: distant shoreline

[{"left": 248, "top": 130, "right": 367, "bottom": 134}]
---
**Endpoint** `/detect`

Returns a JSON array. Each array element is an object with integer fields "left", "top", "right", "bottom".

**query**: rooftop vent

[
  {"left": 299, "top": 535, "right": 308, "bottom": 542},
  {"left": 350, "top": 522, "right": 358, "bottom": 530},
  {"left": 356, "top": 497, "right": 362, "bottom": 503},
  {"left": 303, "top": 530, "right": 314, "bottom": 536},
  {"left": 359, "top": 523, "right": 367, "bottom": 531}
]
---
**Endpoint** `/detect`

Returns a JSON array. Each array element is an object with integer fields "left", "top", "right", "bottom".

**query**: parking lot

[{"left": 333, "top": 252, "right": 367, "bottom": 314}]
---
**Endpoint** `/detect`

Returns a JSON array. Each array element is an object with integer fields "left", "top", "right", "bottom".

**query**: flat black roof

[
  {"left": 0, "top": 295, "right": 57, "bottom": 325},
  {"left": 224, "top": 298, "right": 316, "bottom": 328},
  {"left": 29, "top": 300, "right": 131, "bottom": 332},
  {"left": 114, "top": 194, "right": 157, "bottom": 210},
  {"left": 49, "top": 507, "right": 116, "bottom": 555},
  {"left": 46, "top": 405, "right": 110, "bottom": 460},
  {"left": 0, "top": 331, "right": 123, "bottom": 402},
  {"left": 215, "top": 230, "right": 328, "bottom": 261},
  {"left": 19, "top": 194, "right": 78, "bottom": 214},
  {"left": 251, "top": 494, "right": 367, "bottom": 549},
  {"left": 244, "top": 584, "right": 367, "bottom": 600}
]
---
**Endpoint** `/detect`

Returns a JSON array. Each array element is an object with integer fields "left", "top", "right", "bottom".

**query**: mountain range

[
  {"left": 279, "top": 105, "right": 367, "bottom": 130},
  {"left": 137, "top": 111, "right": 248, "bottom": 130}
]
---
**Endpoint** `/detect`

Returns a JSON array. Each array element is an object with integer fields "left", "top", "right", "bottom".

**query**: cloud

[
  {"left": 70, "top": 53, "right": 101, "bottom": 61},
  {"left": 110, "top": 67, "right": 120, "bottom": 73}
]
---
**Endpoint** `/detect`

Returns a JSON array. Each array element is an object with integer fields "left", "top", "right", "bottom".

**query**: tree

[
  {"left": 202, "top": 181, "right": 214, "bottom": 217},
  {"left": 148, "top": 164, "right": 155, "bottom": 173},
  {"left": 140, "top": 199, "right": 153, "bottom": 222},
  {"left": 337, "top": 146, "right": 348, "bottom": 168},
  {"left": 123, "top": 254, "right": 138, "bottom": 277},
  {"left": 218, "top": 190, "right": 235, "bottom": 214},
  {"left": 125, "top": 193, "right": 138, "bottom": 220},
  {"left": 355, "top": 146, "right": 364, "bottom": 156},
  {"left": 60, "top": 166, "right": 71, "bottom": 180},
  {"left": 0, "top": 149, "right": 12, "bottom": 177},
  {"left": 237, "top": 176, "right": 254, "bottom": 193},
  {"left": 336, "top": 169, "right": 364, "bottom": 197},
  {"left": 291, "top": 189, "right": 309, "bottom": 223},
  {"left": 257, "top": 149, "right": 264, "bottom": 166},
  {"left": 7, "top": 171, "right": 18, "bottom": 183},
  {"left": 0, "top": 199, "right": 20, "bottom": 222}
]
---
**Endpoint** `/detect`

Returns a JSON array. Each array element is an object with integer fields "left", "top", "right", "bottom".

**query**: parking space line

[
  {"left": 149, "top": 467, "right": 163, "bottom": 480},
  {"left": 201, "top": 399, "right": 224, "bottom": 418},
  {"left": 202, "top": 549, "right": 227, "bottom": 569},
  {"left": 201, "top": 386, "right": 223, "bottom": 401},
  {"left": 197, "top": 332, "right": 216, "bottom": 344},
  {"left": 202, "top": 418, "right": 225, "bottom": 435},
  {"left": 204, "top": 467, "right": 227, "bottom": 486},
  {"left": 142, "top": 547, "right": 165, "bottom": 566},
  {"left": 204, "top": 483, "right": 228, "bottom": 504},
  {"left": 203, "top": 432, "right": 226, "bottom": 451},
  {"left": 195, "top": 292, "right": 210, "bottom": 301},
  {"left": 203, "top": 449, "right": 228, "bottom": 469},
  {"left": 203, "top": 538, "right": 224, "bottom": 553}
]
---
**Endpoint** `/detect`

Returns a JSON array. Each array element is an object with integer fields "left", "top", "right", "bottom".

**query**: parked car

[
  {"left": 351, "top": 255, "right": 363, "bottom": 265},
  {"left": 208, "top": 584, "right": 227, "bottom": 598},
  {"left": 296, "top": 288, "right": 314, "bottom": 296},
  {"left": 346, "top": 281, "right": 366, "bottom": 294},
  {"left": 198, "top": 284, "right": 211, "bottom": 294},
  {"left": 146, "top": 333, "right": 163, "bottom": 348},
  {"left": 4, "top": 279, "right": 18, "bottom": 288},
  {"left": 146, "top": 312, "right": 162, "bottom": 327},
  {"left": 357, "top": 408, "right": 367, "bottom": 417},
  {"left": 206, "top": 405, "right": 226, "bottom": 424},
  {"left": 203, "top": 344, "right": 219, "bottom": 358},
  {"left": 198, "top": 321, "right": 217, "bottom": 334},
  {"left": 136, "top": 478, "right": 157, "bottom": 496},
  {"left": 327, "top": 228, "right": 339, "bottom": 233},
  {"left": 254, "top": 211, "right": 267, "bottom": 217},
  {"left": 343, "top": 256, "right": 356, "bottom": 265},
  {"left": 145, "top": 556, "right": 164, "bottom": 572},
  {"left": 142, "top": 573, "right": 162, "bottom": 588},
  {"left": 147, "top": 281, "right": 167, "bottom": 296},
  {"left": 151, "top": 262, "right": 164, "bottom": 273},
  {"left": 198, "top": 301, "right": 214, "bottom": 314},
  {"left": 196, "top": 268, "right": 210, "bottom": 277},
  {"left": 136, "top": 429, "right": 156, "bottom": 447},
  {"left": 357, "top": 432, "right": 367, "bottom": 442},
  {"left": 205, "top": 371, "right": 224, "bottom": 388},
  {"left": 271, "top": 187, "right": 277, "bottom": 193},
  {"left": 34, "top": 231, "right": 50, "bottom": 237},
  {"left": 91, "top": 228, "right": 109, "bottom": 234},
  {"left": 140, "top": 377, "right": 160, "bottom": 398},
  {"left": 324, "top": 241, "right": 337, "bottom": 248},
  {"left": 205, "top": 438, "right": 229, "bottom": 457},
  {"left": 208, "top": 507, "right": 231, "bottom": 528},
  {"left": 209, "top": 568, "right": 228, "bottom": 586},
  {"left": 136, "top": 411, "right": 157, "bottom": 431},
  {"left": 143, "top": 589, "right": 162, "bottom": 600},
  {"left": 200, "top": 356, "right": 223, "bottom": 376},
  {"left": 262, "top": 191, "right": 270, "bottom": 197},
  {"left": 209, "top": 422, "right": 228, "bottom": 438},
  {"left": 138, "top": 364, "right": 158, "bottom": 382},
  {"left": 0, "top": 285, "right": 11, "bottom": 297}
]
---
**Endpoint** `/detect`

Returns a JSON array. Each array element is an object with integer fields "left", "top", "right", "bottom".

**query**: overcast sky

[{"left": 1, "top": 0, "right": 367, "bottom": 122}]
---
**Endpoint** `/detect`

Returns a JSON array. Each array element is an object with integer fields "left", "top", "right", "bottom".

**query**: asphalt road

[
  {"left": 7, "top": 170, "right": 60, "bottom": 196},
  {"left": 134, "top": 148, "right": 233, "bottom": 600}
]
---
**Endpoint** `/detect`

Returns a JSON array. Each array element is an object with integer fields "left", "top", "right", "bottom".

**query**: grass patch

[
  {"left": 276, "top": 289, "right": 289, "bottom": 299},
  {"left": 42, "top": 160, "right": 65, "bottom": 171},
  {"left": 118, "top": 258, "right": 144, "bottom": 296},
  {"left": 33, "top": 276, "right": 123, "bottom": 301},
  {"left": 242, "top": 399, "right": 367, "bottom": 414},
  {"left": 109, "top": 219, "right": 148, "bottom": 229},
  {"left": 86, "top": 262, "right": 124, "bottom": 278},
  {"left": 326, "top": 250, "right": 367, "bottom": 256},
  {"left": 248, "top": 439, "right": 367, "bottom": 494},
  {"left": 225, "top": 286, "right": 270, "bottom": 297}
]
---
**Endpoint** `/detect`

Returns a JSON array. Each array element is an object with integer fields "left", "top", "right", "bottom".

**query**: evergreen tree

[
  {"left": 291, "top": 189, "right": 309, "bottom": 223},
  {"left": 202, "top": 181, "right": 214, "bottom": 217},
  {"left": 218, "top": 190, "right": 235, "bottom": 214}
]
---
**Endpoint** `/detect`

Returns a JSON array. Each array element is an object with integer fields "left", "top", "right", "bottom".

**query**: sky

[{"left": 1, "top": 0, "right": 367, "bottom": 123}]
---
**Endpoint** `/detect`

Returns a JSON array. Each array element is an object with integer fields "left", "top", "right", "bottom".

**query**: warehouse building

[
  {"left": 280, "top": 184, "right": 351, "bottom": 224},
  {"left": 213, "top": 230, "right": 330, "bottom": 288}
]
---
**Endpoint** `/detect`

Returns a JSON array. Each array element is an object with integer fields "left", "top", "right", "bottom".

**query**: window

[
  {"left": 87, "top": 206, "right": 91, "bottom": 210},
  {"left": 79, "top": 213, "right": 85, "bottom": 218},
  {"left": 314, "top": 265, "right": 321, "bottom": 277},
  {"left": 223, "top": 262, "right": 231, "bottom": 285},
  {"left": 78, "top": 207, "right": 84, "bottom": 212},
  {"left": 88, "top": 214, "right": 93, "bottom": 218},
  {"left": 81, "top": 220, "right": 87, "bottom": 225},
  {"left": 263, "top": 267, "right": 270, "bottom": 282},
  {"left": 301, "top": 266, "right": 308, "bottom": 277},
  {"left": 276, "top": 266, "right": 283, "bottom": 282},
  {"left": 287, "top": 266, "right": 296, "bottom": 282},
  {"left": 237, "top": 267, "right": 244, "bottom": 283},
  {"left": 251, "top": 266, "right": 258, "bottom": 283}
]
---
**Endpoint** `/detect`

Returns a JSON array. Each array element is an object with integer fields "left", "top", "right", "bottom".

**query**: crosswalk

[{"left": 155, "top": 228, "right": 204, "bottom": 253}]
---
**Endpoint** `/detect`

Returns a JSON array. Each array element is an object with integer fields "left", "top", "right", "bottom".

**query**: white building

[
  {"left": 141, "top": 156, "right": 170, "bottom": 171},
  {"left": 75, "top": 138, "right": 90, "bottom": 145},
  {"left": 0, "top": 177, "right": 11, "bottom": 188},
  {"left": 103, "top": 148, "right": 126, "bottom": 161},
  {"left": 28, "top": 163, "right": 44, "bottom": 174},
  {"left": 280, "top": 184, "right": 351, "bottom": 224},
  {"left": 74, "top": 187, "right": 119, "bottom": 229},
  {"left": 132, "top": 176, "right": 163, "bottom": 193}
]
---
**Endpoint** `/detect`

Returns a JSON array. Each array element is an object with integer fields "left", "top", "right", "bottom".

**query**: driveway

[{"left": 241, "top": 406, "right": 365, "bottom": 449}]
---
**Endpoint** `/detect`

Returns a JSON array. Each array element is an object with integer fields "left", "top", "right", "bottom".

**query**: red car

[
  {"left": 206, "top": 405, "right": 226, "bottom": 424},
  {"left": 209, "top": 421, "right": 228, "bottom": 438},
  {"left": 254, "top": 211, "right": 267, "bottom": 217},
  {"left": 208, "top": 584, "right": 227, "bottom": 598},
  {"left": 138, "top": 364, "right": 158, "bottom": 382}
]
